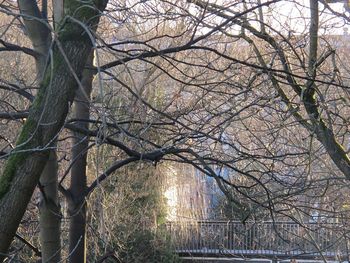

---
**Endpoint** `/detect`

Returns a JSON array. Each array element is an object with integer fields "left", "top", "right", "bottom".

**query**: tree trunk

[
  {"left": 68, "top": 52, "right": 94, "bottom": 263},
  {"left": 0, "top": 1, "right": 108, "bottom": 260},
  {"left": 38, "top": 2, "right": 64, "bottom": 261},
  {"left": 17, "top": 0, "right": 51, "bottom": 80},
  {"left": 17, "top": 2, "right": 63, "bottom": 261},
  {"left": 39, "top": 151, "right": 61, "bottom": 263}
]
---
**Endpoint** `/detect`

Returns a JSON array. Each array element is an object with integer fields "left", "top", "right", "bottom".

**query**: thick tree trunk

[
  {"left": 68, "top": 53, "right": 94, "bottom": 263},
  {"left": 12, "top": 1, "right": 62, "bottom": 260},
  {"left": 17, "top": 1, "right": 63, "bottom": 261},
  {"left": 38, "top": 2, "right": 63, "bottom": 262},
  {"left": 0, "top": 1, "right": 107, "bottom": 260},
  {"left": 53, "top": 0, "right": 64, "bottom": 30},
  {"left": 0, "top": 41, "right": 90, "bottom": 261},
  {"left": 39, "top": 151, "right": 61, "bottom": 263},
  {"left": 17, "top": 0, "right": 51, "bottom": 80}
]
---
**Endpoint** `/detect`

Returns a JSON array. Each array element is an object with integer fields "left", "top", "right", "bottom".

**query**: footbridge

[{"left": 167, "top": 221, "right": 350, "bottom": 262}]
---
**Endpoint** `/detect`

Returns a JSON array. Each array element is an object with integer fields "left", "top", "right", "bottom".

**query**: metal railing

[{"left": 166, "top": 221, "right": 350, "bottom": 259}]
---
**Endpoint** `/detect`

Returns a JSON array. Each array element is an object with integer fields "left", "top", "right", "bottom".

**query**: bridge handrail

[{"left": 166, "top": 220, "right": 350, "bottom": 259}]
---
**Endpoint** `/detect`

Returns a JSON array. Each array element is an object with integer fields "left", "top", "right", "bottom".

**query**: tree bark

[
  {"left": 17, "top": 2, "right": 63, "bottom": 261},
  {"left": 39, "top": 151, "right": 61, "bottom": 263},
  {"left": 17, "top": 0, "right": 51, "bottom": 80},
  {"left": 52, "top": 0, "right": 64, "bottom": 30},
  {"left": 0, "top": 1, "right": 108, "bottom": 260},
  {"left": 68, "top": 52, "right": 94, "bottom": 263}
]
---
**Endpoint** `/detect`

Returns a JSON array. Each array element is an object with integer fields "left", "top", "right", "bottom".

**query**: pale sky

[
  {"left": 267, "top": 0, "right": 347, "bottom": 35},
  {"left": 198, "top": 0, "right": 348, "bottom": 35}
]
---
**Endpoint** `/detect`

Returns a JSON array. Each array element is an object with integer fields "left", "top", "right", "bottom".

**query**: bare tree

[
  {"left": 0, "top": 0, "right": 108, "bottom": 259},
  {"left": 1, "top": 0, "right": 350, "bottom": 261}
]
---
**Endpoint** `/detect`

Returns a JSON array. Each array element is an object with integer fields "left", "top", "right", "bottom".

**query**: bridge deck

[{"left": 177, "top": 249, "right": 341, "bottom": 259}]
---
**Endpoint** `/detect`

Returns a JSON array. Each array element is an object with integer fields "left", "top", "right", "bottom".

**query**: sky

[
  {"left": 199, "top": 0, "right": 348, "bottom": 35},
  {"left": 267, "top": 0, "right": 347, "bottom": 35}
]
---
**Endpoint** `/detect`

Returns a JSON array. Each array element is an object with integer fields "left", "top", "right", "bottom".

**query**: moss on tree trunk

[{"left": 0, "top": 0, "right": 108, "bottom": 260}]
